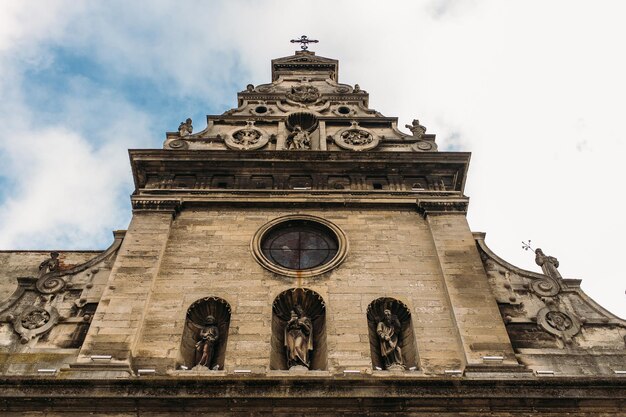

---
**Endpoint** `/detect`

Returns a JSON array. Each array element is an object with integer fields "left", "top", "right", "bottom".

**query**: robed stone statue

[
  {"left": 284, "top": 305, "right": 313, "bottom": 369},
  {"left": 377, "top": 309, "right": 404, "bottom": 370},
  {"left": 535, "top": 248, "right": 562, "bottom": 279},
  {"left": 195, "top": 315, "right": 219, "bottom": 368}
]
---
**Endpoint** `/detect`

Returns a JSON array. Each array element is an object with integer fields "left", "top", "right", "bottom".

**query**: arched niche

[
  {"left": 270, "top": 288, "right": 326, "bottom": 370},
  {"left": 366, "top": 297, "right": 418, "bottom": 370},
  {"left": 179, "top": 297, "right": 231, "bottom": 370}
]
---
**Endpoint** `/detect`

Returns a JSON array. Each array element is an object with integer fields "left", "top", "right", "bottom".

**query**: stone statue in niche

[
  {"left": 405, "top": 119, "right": 426, "bottom": 139},
  {"left": 535, "top": 248, "right": 562, "bottom": 279},
  {"left": 377, "top": 309, "right": 404, "bottom": 370},
  {"left": 286, "top": 126, "right": 311, "bottom": 150},
  {"left": 284, "top": 305, "right": 313, "bottom": 369},
  {"left": 38, "top": 252, "right": 60, "bottom": 276},
  {"left": 178, "top": 118, "right": 193, "bottom": 137},
  {"left": 195, "top": 315, "right": 219, "bottom": 369}
]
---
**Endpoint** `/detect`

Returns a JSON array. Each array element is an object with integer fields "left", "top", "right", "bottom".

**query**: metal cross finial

[{"left": 290, "top": 35, "right": 319, "bottom": 51}]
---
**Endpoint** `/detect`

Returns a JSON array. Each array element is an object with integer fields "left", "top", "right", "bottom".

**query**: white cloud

[{"left": 0, "top": 0, "right": 624, "bottom": 318}]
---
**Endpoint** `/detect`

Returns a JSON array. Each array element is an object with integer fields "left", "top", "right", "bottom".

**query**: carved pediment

[{"left": 272, "top": 51, "right": 339, "bottom": 81}]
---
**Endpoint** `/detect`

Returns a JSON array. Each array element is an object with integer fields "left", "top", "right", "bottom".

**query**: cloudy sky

[{"left": 1, "top": 1, "right": 624, "bottom": 318}]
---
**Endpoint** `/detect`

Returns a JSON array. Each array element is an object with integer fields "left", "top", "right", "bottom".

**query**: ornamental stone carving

[
  {"left": 546, "top": 311, "right": 573, "bottom": 331},
  {"left": 530, "top": 276, "right": 560, "bottom": 297},
  {"left": 535, "top": 248, "right": 562, "bottom": 279},
  {"left": 12, "top": 305, "right": 60, "bottom": 344},
  {"left": 178, "top": 118, "right": 193, "bottom": 137},
  {"left": 537, "top": 307, "right": 581, "bottom": 341},
  {"left": 286, "top": 126, "right": 311, "bottom": 150},
  {"left": 334, "top": 121, "right": 379, "bottom": 151},
  {"left": 21, "top": 308, "right": 50, "bottom": 330},
  {"left": 405, "top": 119, "right": 426, "bottom": 139},
  {"left": 35, "top": 252, "right": 66, "bottom": 294},
  {"left": 225, "top": 121, "right": 269, "bottom": 150},
  {"left": 287, "top": 84, "right": 320, "bottom": 103}
]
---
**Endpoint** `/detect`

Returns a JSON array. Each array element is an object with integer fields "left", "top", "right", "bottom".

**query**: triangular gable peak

[
  {"left": 164, "top": 49, "right": 437, "bottom": 154},
  {"left": 271, "top": 51, "right": 339, "bottom": 81}
]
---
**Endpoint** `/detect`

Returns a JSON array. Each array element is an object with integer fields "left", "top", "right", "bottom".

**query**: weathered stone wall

[
  {"left": 131, "top": 207, "right": 468, "bottom": 373},
  {"left": 77, "top": 212, "right": 172, "bottom": 364}
]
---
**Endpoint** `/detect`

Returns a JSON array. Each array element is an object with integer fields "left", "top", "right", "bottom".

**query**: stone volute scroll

[
  {"left": 35, "top": 252, "right": 66, "bottom": 294},
  {"left": 367, "top": 297, "right": 418, "bottom": 371},
  {"left": 179, "top": 297, "right": 231, "bottom": 371},
  {"left": 270, "top": 288, "right": 326, "bottom": 371}
]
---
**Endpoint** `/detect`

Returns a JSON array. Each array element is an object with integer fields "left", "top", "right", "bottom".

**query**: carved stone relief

[
  {"left": 405, "top": 119, "right": 426, "bottom": 139},
  {"left": 225, "top": 121, "right": 269, "bottom": 151},
  {"left": 11, "top": 305, "right": 59, "bottom": 344},
  {"left": 529, "top": 277, "right": 561, "bottom": 297},
  {"left": 536, "top": 306, "right": 581, "bottom": 342},
  {"left": 334, "top": 121, "right": 379, "bottom": 151},
  {"left": 0, "top": 237, "right": 122, "bottom": 351},
  {"left": 286, "top": 84, "right": 320, "bottom": 103},
  {"left": 178, "top": 118, "right": 193, "bottom": 137}
]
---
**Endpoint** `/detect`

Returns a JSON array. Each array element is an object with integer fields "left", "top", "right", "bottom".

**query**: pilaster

[
  {"left": 425, "top": 213, "right": 519, "bottom": 368},
  {"left": 76, "top": 211, "right": 173, "bottom": 367}
]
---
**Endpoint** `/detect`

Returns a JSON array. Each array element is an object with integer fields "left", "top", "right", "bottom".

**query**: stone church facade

[{"left": 0, "top": 46, "right": 625, "bottom": 415}]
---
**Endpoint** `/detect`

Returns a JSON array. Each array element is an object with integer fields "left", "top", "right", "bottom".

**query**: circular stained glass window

[
  {"left": 252, "top": 215, "right": 348, "bottom": 277},
  {"left": 261, "top": 221, "right": 338, "bottom": 270}
]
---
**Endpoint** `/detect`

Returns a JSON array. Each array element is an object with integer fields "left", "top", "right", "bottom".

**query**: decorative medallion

[
  {"left": 21, "top": 308, "right": 50, "bottom": 330},
  {"left": 13, "top": 305, "right": 59, "bottom": 344},
  {"left": 334, "top": 121, "right": 379, "bottom": 151},
  {"left": 225, "top": 121, "right": 269, "bottom": 151},
  {"left": 287, "top": 84, "right": 320, "bottom": 103},
  {"left": 545, "top": 311, "right": 573, "bottom": 331},
  {"left": 537, "top": 307, "right": 581, "bottom": 341}
]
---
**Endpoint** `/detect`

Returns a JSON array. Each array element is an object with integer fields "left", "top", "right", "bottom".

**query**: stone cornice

[
  {"left": 0, "top": 376, "right": 624, "bottom": 413},
  {"left": 416, "top": 197, "right": 470, "bottom": 216}
]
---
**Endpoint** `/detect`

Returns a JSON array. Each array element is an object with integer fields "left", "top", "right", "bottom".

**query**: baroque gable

[{"left": 163, "top": 50, "right": 436, "bottom": 153}]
